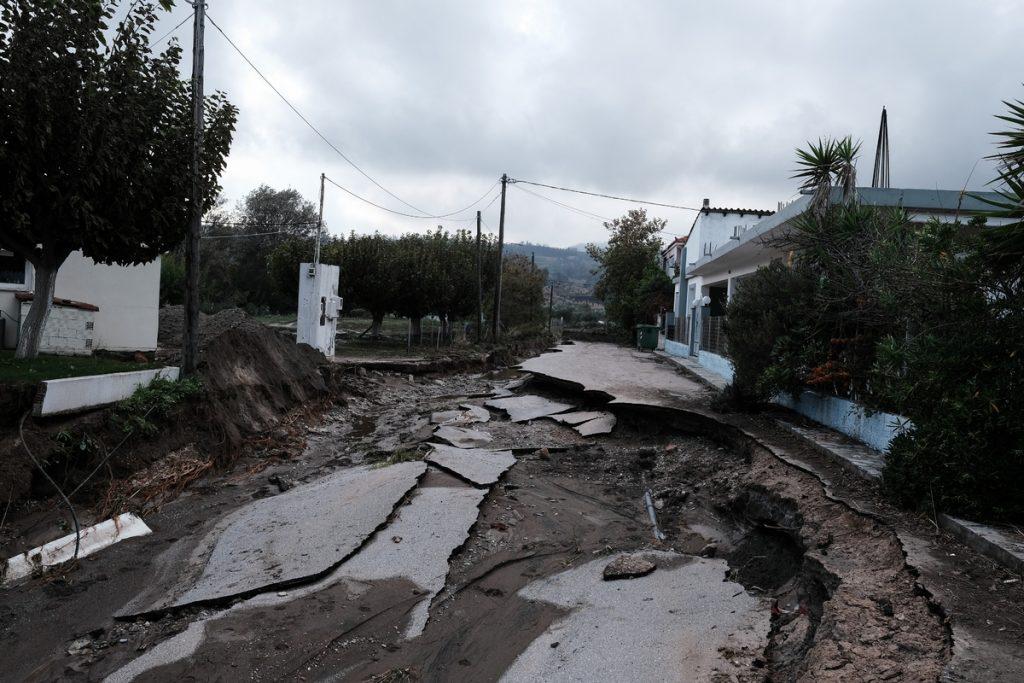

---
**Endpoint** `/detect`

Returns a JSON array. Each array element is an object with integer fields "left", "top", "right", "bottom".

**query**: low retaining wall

[
  {"left": 697, "top": 351, "right": 734, "bottom": 383},
  {"left": 35, "top": 366, "right": 180, "bottom": 417},
  {"left": 663, "top": 339, "right": 690, "bottom": 357},
  {"left": 774, "top": 390, "right": 909, "bottom": 453}
]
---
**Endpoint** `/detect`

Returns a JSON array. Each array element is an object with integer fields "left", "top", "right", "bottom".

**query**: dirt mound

[{"left": 195, "top": 309, "right": 329, "bottom": 445}]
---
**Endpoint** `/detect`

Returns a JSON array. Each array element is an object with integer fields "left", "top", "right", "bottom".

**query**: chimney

[{"left": 702, "top": 198, "right": 710, "bottom": 210}]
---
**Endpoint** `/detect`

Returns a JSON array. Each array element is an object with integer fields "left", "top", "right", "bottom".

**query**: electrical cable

[
  {"left": 19, "top": 412, "right": 81, "bottom": 561},
  {"left": 509, "top": 178, "right": 702, "bottom": 212},
  {"left": 67, "top": 405, "right": 157, "bottom": 500},
  {"left": 323, "top": 175, "right": 495, "bottom": 222},
  {"left": 151, "top": 14, "right": 192, "bottom": 47},
  {"left": 511, "top": 183, "right": 611, "bottom": 222}
]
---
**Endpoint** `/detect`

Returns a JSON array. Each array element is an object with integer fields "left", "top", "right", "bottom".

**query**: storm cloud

[{"left": 155, "top": 0, "right": 1022, "bottom": 246}]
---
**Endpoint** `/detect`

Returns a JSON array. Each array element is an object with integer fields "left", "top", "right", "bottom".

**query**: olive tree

[{"left": 0, "top": 0, "right": 237, "bottom": 357}]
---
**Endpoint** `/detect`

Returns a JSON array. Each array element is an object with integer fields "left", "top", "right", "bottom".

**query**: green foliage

[
  {"left": 0, "top": 0, "right": 237, "bottom": 356},
  {"left": 722, "top": 261, "right": 817, "bottom": 406},
  {"left": 114, "top": 376, "right": 203, "bottom": 437},
  {"left": 498, "top": 253, "right": 548, "bottom": 332},
  {"left": 974, "top": 92, "right": 1024, "bottom": 277},
  {"left": 587, "top": 209, "right": 670, "bottom": 333}
]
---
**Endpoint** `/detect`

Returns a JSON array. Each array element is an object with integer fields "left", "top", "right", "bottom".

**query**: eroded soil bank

[{"left": 0, "top": 352, "right": 1010, "bottom": 681}]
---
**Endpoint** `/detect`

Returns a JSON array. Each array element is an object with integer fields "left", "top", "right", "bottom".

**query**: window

[{"left": 0, "top": 249, "right": 27, "bottom": 287}]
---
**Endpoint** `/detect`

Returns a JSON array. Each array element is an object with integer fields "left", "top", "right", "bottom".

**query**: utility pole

[
  {"left": 314, "top": 172, "right": 326, "bottom": 266},
  {"left": 182, "top": 0, "right": 206, "bottom": 376},
  {"left": 548, "top": 283, "right": 554, "bottom": 334},
  {"left": 491, "top": 173, "right": 507, "bottom": 342},
  {"left": 475, "top": 210, "right": 482, "bottom": 344}
]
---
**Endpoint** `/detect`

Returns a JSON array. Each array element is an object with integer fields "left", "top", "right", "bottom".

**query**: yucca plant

[
  {"left": 975, "top": 94, "right": 1024, "bottom": 273},
  {"left": 792, "top": 135, "right": 861, "bottom": 219}
]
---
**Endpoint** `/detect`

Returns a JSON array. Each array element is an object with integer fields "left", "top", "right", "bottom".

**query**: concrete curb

[
  {"left": 34, "top": 366, "right": 180, "bottom": 417},
  {"left": 938, "top": 515, "right": 1024, "bottom": 575}
]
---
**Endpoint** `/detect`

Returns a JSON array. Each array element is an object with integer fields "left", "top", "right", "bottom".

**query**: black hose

[{"left": 19, "top": 411, "right": 81, "bottom": 561}]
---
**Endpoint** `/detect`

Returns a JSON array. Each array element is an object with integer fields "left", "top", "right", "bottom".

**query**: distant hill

[{"left": 504, "top": 242, "right": 598, "bottom": 287}]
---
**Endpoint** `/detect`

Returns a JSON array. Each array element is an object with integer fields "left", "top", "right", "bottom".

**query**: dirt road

[{"left": 2, "top": 342, "right": 1022, "bottom": 681}]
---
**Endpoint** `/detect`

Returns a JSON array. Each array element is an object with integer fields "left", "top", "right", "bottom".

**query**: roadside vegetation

[
  {"left": 0, "top": 350, "right": 160, "bottom": 383},
  {"left": 161, "top": 185, "right": 551, "bottom": 341},
  {"left": 587, "top": 208, "right": 674, "bottom": 335},
  {"left": 722, "top": 96, "right": 1024, "bottom": 522}
]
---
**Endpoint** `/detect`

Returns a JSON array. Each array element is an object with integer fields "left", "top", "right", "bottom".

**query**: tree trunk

[
  {"left": 15, "top": 261, "right": 58, "bottom": 359},
  {"left": 410, "top": 317, "right": 422, "bottom": 344},
  {"left": 370, "top": 313, "right": 383, "bottom": 339}
]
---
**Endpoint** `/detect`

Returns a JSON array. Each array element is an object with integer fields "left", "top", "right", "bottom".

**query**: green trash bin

[{"left": 636, "top": 324, "right": 659, "bottom": 351}]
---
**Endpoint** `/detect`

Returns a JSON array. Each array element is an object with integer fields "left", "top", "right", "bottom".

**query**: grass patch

[
  {"left": 0, "top": 350, "right": 161, "bottom": 383},
  {"left": 369, "top": 448, "right": 424, "bottom": 469},
  {"left": 254, "top": 313, "right": 297, "bottom": 326}
]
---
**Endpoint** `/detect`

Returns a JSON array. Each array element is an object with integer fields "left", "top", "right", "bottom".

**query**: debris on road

[
  {"left": 602, "top": 554, "right": 657, "bottom": 580},
  {"left": 3, "top": 513, "right": 151, "bottom": 586},
  {"left": 433, "top": 425, "right": 493, "bottom": 448},
  {"left": 485, "top": 395, "right": 575, "bottom": 422},
  {"left": 425, "top": 443, "right": 516, "bottom": 487}
]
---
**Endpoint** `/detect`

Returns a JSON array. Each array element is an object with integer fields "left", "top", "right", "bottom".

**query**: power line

[
  {"left": 207, "top": 13, "right": 494, "bottom": 220},
  {"left": 512, "top": 183, "right": 611, "bottom": 223},
  {"left": 323, "top": 175, "right": 496, "bottom": 222},
  {"left": 508, "top": 178, "right": 702, "bottom": 212},
  {"left": 151, "top": 13, "right": 191, "bottom": 46}
]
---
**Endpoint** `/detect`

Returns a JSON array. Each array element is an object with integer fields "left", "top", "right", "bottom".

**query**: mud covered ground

[{"left": 1, "top": 355, "right": 1022, "bottom": 681}]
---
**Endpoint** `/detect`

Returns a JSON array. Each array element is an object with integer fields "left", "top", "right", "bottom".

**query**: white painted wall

[{"left": 0, "top": 251, "right": 160, "bottom": 352}]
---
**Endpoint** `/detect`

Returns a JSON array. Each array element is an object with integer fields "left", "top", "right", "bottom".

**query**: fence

[{"left": 701, "top": 315, "right": 727, "bottom": 356}]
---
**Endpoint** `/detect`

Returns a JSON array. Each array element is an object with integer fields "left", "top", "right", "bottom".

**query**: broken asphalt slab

[
  {"left": 501, "top": 551, "right": 769, "bottom": 682},
  {"left": 519, "top": 342, "right": 708, "bottom": 410},
  {"left": 433, "top": 425, "right": 494, "bottom": 448},
  {"left": 574, "top": 413, "right": 616, "bottom": 436},
  {"left": 485, "top": 395, "right": 575, "bottom": 422},
  {"left": 431, "top": 404, "right": 490, "bottom": 426},
  {"left": 119, "top": 462, "right": 427, "bottom": 614},
  {"left": 426, "top": 443, "right": 516, "bottom": 487}
]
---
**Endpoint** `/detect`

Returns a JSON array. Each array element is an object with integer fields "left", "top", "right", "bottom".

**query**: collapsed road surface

[{"left": 2, "top": 343, "right": 1022, "bottom": 681}]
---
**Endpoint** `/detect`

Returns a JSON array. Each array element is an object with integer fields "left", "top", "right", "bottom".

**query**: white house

[
  {"left": 664, "top": 199, "right": 774, "bottom": 367},
  {"left": 664, "top": 187, "right": 1007, "bottom": 381},
  {"left": 0, "top": 249, "right": 161, "bottom": 354}
]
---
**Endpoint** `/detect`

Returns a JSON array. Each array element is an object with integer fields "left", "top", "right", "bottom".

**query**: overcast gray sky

[{"left": 154, "top": 0, "right": 1022, "bottom": 247}]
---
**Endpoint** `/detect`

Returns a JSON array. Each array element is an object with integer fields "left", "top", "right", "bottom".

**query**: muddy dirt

[{"left": 2, "top": 349, "right": 1022, "bottom": 681}]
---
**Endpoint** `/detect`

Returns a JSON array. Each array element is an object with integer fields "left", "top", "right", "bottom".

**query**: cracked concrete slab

[
  {"left": 485, "top": 395, "right": 575, "bottom": 422},
  {"left": 334, "top": 481, "right": 487, "bottom": 637},
  {"left": 501, "top": 552, "right": 769, "bottom": 682},
  {"left": 574, "top": 413, "right": 616, "bottom": 436},
  {"left": 460, "top": 404, "right": 491, "bottom": 422},
  {"left": 546, "top": 411, "right": 607, "bottom": 426},
  {"left": 520, "top": 342, "right": 707, "bottom": 409},
  {"left": 426, "top": 443, "right": 516, "bottom": 486},
  {"left": 434, "top": 425, "right": 494, "bottom": 448},
  {"left": 123, "top": 462, "right": 426, "bottom": 613}
]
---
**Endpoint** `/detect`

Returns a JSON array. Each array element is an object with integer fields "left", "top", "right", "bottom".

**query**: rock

[
  {"left": 654, "top": 486, "right": 687, "bottom": 507},
  {"left": 602, "top": 554, "right": 656, "bottom": 581},
  {"left": 699, "top": 543, "right": 717, "bottom": 558},
  {"left": 67, "top": 638, "right": 92, "bottom": 656}
]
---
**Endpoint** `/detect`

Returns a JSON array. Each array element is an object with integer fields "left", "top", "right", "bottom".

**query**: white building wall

[{"left": 0, "top": 251, "right": 160, "bottom": 352}]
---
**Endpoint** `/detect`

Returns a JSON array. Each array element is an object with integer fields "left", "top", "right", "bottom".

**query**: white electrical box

[{"left": 297, "top": 262, "right": 341, "bottom": 357}]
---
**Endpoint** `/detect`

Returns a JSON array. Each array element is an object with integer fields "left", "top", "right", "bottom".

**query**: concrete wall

[
  {"left": 36, "top": 366, "right": 180, "bottom": 417},
  {"left": 697, "top": 350, "right": 735, "bottom": 382},
  {"left": 664, "top": 339, "right": 690, "bottom": 357},
  {"left": 775, "top": 390, "right": 910, "bottom": 453},
  {"left": 0, "top": 251, "right": 160, "bottom": 352}
]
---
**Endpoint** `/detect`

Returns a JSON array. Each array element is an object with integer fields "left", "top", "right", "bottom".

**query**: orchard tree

[{"left": 0, "top": 0, "right": 237, "bottom": 357}]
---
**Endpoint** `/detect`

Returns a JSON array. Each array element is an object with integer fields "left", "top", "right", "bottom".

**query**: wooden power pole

[
  {"left": 475, "top": 210, "right": 483, "bottom": 344},
  {"left": 548, "top": 283, "right": 554, "bottom": 334},
  {"left": 182, "top": 0, "right": 206, "bottom": 376},
  {"left": 491, "top": 173, "right": 507, "bottom": 342}
]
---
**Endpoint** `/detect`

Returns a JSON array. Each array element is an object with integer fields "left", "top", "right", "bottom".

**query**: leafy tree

[
  {"left": 0, "top": 0, "right": 237, "bottom": 357},
  {"left": 792, "top": 135, "right": 860, "bottom": 218},
  {"left": 497, "top": 253, "right": 547, "bottom": 331},
  {"left": 587, "top": 209, "right": 668, "bottom": 332},
  {"left": 976, "top": 93, "right": 1024, "bottom": 277}
]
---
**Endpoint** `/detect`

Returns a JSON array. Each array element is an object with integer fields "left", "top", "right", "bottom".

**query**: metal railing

[{"left": 701, "top": 315, "right": 727, "bottom": 355}]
